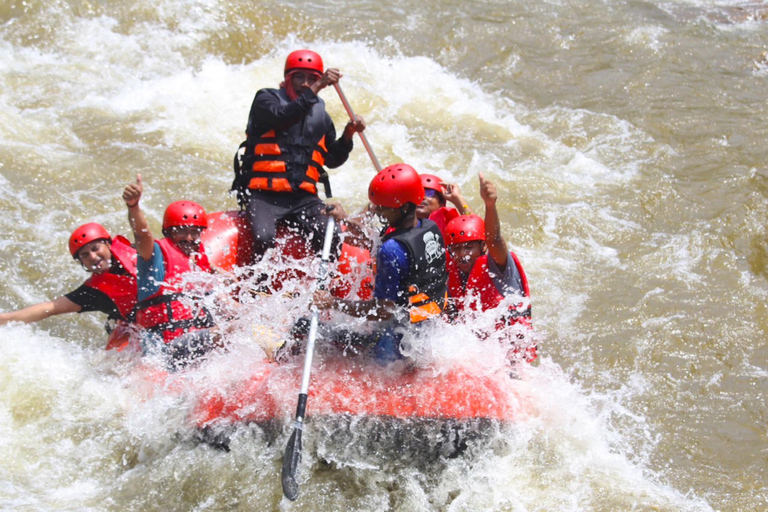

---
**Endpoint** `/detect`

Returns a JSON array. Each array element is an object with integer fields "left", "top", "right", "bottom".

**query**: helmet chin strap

[{"left": 392, "top": 203, "right": 417, "bottom": 231}]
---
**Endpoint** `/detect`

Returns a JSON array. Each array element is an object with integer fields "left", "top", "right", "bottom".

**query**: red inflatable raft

[
  {"left": 193, "top": 358, "right": 522, "bottom": 429},
  {"left": 193, "top": 212, "right": 525, "bottom": 429},
  {"left": 115, "top": 210, "right": 526, "bottom": 432}
]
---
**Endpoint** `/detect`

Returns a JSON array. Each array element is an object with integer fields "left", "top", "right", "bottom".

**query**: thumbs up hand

[{"left": 123, "top": 174, "right": 143, "bottom": 208}]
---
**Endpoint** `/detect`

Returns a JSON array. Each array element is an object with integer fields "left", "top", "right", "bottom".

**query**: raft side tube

[{"left": 201, "top": 210, "right": 374, "bottom": 298}]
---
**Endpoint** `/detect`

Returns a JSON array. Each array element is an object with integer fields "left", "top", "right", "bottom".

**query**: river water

[{"left": 1, "top": 0, "right": 767, "bottom": 510}]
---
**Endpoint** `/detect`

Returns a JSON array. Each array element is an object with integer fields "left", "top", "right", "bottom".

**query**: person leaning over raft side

[
  {"left": 0, "top": 223, "right": 138, "bottom": 348},
  {"left": 123, "top": 174, "right": 219, "bottom": 369},
  {"left": 444, "top": 172, "right": 536, "bottom": 363},
  {"left": 232, "top": 49, "right": 366, "bottom": 260},
  {"left": 416, "top": 173, "right": 472, "bottom": 236},
  {"left": 313, "top": 164, "right": 448, "bottom": 364}
]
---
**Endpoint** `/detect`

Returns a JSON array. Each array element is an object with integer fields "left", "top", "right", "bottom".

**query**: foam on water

[
  {"left": 0, "top": 242, "right": 715, "bottom": 510},
  {"left": 0, "top": 0, "right": 751, "bottom": 509}
]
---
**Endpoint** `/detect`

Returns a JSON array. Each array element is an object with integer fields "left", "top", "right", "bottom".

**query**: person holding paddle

[
  {"left": 313, "top": 163, "right": 448, "bottom": 364},
  {"left": 231, "top": 49, "right": 366, "bottom": 262}
]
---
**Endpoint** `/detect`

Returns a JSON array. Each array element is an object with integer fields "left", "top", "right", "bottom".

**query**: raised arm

[
  {"left": 123, "top": 174, "right": 155, "bottom": 262},
  {"left": 0, "top": 296, "right": 82, "bottom": 326},
  {"left": 443, "top": 183, "right": 472, "bottom": 215},
  {"left": 479, "top": 172, "right": 508, "bottom": 271}
]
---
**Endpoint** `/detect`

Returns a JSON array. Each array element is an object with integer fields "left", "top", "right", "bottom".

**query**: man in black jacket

[{"left": 233, "top": 49, "right": 365, "bottom": 261}]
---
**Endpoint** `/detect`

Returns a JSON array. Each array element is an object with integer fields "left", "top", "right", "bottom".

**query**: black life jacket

[
  {"left": 382, "top": 219, "right": 448, "bottom": 323},
  {"left": 232, "top": 88, "right": 332, "bottom": 207}
]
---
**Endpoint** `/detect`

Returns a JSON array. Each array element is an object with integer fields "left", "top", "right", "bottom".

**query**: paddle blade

[{"left": 281, "top": 426, "right": 303, "bottom": 500}]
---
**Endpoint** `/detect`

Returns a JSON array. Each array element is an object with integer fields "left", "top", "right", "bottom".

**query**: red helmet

[
  {"left": 445, "top": 214, "right": 486, "bottom": 246},
  {"left": 162, "top": 201, "right": 208, "bottom": 230},
  {"left": 419, "top": 174, "right": 444, "bottom": 193},
  {"left": 368, "top": 164, "right": 425, "bottom": 208},
  {"left": 284, "top": 50, "right": 324, "bottom": 76},
  {"left": 69, "top": 223, "right": 111, "bottom": 258}
]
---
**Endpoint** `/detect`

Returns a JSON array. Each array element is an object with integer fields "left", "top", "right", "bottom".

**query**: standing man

[
  {"left": 232, "top": 49, "right": 366, "bottom": 260},
  {"left": 123, "top": 175, "right": 217, "bottom": 369},
  {"left": 0, "top": 223, "right": 138, "bottom": 349},
  {"left": 313, "top": 164, "right": 447, "bottom": 364}
]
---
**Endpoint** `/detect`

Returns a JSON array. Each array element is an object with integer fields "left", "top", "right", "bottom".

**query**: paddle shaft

[
  {"left": 297, "top": 217, "right": 334, "bottom": 397},
  {"left": 333, "top": 82, "right": 382, "bottom": 172},
  {"left": 282, "top": 216, "right": 335, "bottom": 501}
]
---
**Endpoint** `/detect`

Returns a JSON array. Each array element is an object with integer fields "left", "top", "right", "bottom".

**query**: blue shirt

[
  {"left": 137, "top": 241, "right": 165, "bottom": 301},
  {"left": 374, "top": 238, "right": 410, "bottom": 302}
]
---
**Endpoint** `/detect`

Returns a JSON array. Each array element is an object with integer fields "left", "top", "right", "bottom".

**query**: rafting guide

[{"left": 232, "top": 49, "right": 366, "bottom": 263}]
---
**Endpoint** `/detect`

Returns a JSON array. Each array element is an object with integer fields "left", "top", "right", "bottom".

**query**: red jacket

[{"left": 428, "top": 207, "right": 459, "bottom": 237}]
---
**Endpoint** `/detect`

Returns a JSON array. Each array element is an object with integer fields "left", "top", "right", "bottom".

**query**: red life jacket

[
  {"left": 447, "top": 252, "right": 531, "bottom": 327},
  {"left": 135, "top": 238, "right": 215, "bottom": 343},
  {"left": 83, "top": 235, "right": 138, "bottom": 322},
  {"left": 448, "top": 252, "right": 535, "bottom": 362},
  {"left": 428, "top": 207, "right": 459, "bottom": 237}
]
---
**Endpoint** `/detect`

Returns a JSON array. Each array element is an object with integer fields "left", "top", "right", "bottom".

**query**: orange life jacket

[{"left": 241, "top": 89, "right": 331, "bottom": 197}]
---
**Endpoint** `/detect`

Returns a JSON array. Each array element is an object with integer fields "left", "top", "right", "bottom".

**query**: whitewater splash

[
  {"left": 0, "top": 0, "right": 745, "bottom": 508},
  {"left": 0, "top": 313, "right": 713, "bottom": 511}
]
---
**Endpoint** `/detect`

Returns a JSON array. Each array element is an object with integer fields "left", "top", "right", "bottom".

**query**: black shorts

[{"left": 245, "top": 190, "right": 341, "bottom": 258}]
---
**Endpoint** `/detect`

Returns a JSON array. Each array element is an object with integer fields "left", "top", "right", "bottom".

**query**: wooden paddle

[{"left": 334, "top": 82, "right": 382, "bottom": 172}]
